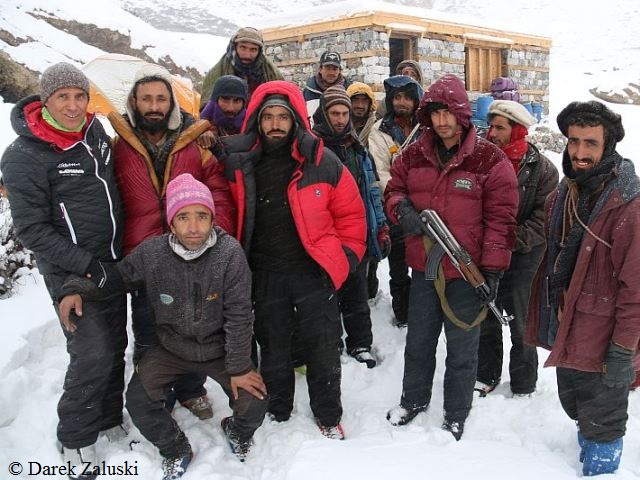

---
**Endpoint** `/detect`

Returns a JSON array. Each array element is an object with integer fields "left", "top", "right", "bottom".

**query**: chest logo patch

[
  {"left": 206, "top": 293, "right": 219, "bottom": 302},
  {"left": 315, "top": 188, "right": 321, "bottom": 197},
  {"left": 159, "top": 293, "right": 174, "bottom": 305},
  {"left": 454, "top": 178, "right": 473, "bottom": 191}
]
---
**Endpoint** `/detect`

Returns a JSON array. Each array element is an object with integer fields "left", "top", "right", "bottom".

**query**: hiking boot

[
  {"left": 474, "top": 381, "right": 497, "bottom": 397},
  {"left": 386, "top": 404, "right": 427, "bottom": 426},
  {"left": 349, "top": 348, "right": 377, "bottom": 368},
  {"left": 161, "top": 448, "right": 193, "bottom": 480},
  {"left": 60, "top": 443, "right": 97, "bottom": 479},
  {"left": 100, "top": 424, "right": 128, "bottom": 442},
  {"left": 442, "top": 419, "right": 465, "bottom": 441},
  {"left": 221, "top": 416, "right": 253, "bottom": 462},
  {"left": 181, "top": 396, "right": 213, "bottom": 420},
  {"left": 317, "top": 422, "right": 345, "bottom": 440}
]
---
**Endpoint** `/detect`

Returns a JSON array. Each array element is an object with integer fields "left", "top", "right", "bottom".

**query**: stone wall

[
  {"left": 265, "top": 27, "right": 550, "bottom": 109},
  {"left": 503, "top": 48, "right": 550, "bottom": 107},
  {"left": 415, "top": 37, "right": 466, "bottom": 85}
]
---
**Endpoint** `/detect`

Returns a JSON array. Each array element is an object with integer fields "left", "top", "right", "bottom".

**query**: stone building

[{"left": 262, "top": 8, "right": 551, "bottom": 110}]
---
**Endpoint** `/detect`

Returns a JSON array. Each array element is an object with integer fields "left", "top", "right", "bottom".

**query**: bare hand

[
  {"left": 59, "top": 294, "right": 83, "bottom": 333},
  {"left": 230, "top": 370, "right": 267, "bottom": 400},
  {"left": 197, "top": 130, "right": 218, "bottom": 149}
]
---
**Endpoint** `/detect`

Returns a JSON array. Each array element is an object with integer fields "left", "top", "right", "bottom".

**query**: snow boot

[
  {"left": 221, "top": 416, "right": 253, "bottom": 461},
  {"left": 349, "top": 347, "right": 377, "bottom": 368},
  {"left": 317, "top": 421, "right": 345, "bottom": 440},
  {"left": 181, "top": 395, "right": 213, "bottom": 420},
  {"left": 442, "top": 419, "right": 465, "bottom": 441},
  {"left": 161, "top": 447, "right": 193, "bottom": 480},
  {"left": 578, "top": 430, "right": 586, "bottom": 463},
  {"left": 60, "top": 443, "right": 97, "bottom": 480},
  {"left": 386, "top": 404, "right": 427, "bottom": 426},
  {"left": 582, "top": 437, "right": 623, "bottom": 476},
  {"left": 474, "top": 381, "right": 497, "bottom": 397}
]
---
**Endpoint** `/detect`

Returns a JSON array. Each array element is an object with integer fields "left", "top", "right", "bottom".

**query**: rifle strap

[{"left": 422, "top": 237, "right": 488, "bottom": 331}]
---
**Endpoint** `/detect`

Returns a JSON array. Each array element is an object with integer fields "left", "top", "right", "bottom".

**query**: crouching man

[{"left": 60, "top": 173, "right": 267, "bottom": 479}]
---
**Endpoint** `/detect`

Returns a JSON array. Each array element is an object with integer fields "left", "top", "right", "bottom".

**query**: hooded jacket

[
  {"left": 1, "top": 95, "right": 123, "bottom": 280},
  {"left": 109, "top": 79, "right": 236, "bottom": 254},
  {"left": 346, "top": 81, "right": 378, "bottom": 147},
  {"left": 384, "top": 74, "right": 518, "bottom": 279},
  {"left": 221, "top": 80, "right": 366, "bottom": 289},
  {"left": 369, "top": 76, "right": 424, "bottom": 190}
]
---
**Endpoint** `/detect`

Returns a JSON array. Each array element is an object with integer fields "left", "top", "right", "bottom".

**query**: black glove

[
  {"left": 476, "top": 270, "right": 503, "bottom": 306},
  {"left": 602, "top": 343, "right": 636, "bottom": 388},
  {"left": 395, "top": 198, "right": 425, "bottom": 236},
  {"left": 85, "top": 258, "right": 123, "bottom": 292}
]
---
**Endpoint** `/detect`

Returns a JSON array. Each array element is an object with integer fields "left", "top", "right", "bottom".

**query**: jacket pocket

[{"left": 59, "top": 202, "right": 78, "bottom": 244}]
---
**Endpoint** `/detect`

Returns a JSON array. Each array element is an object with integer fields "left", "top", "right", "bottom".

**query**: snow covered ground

[{"left": 1, "top": 0, "right": 639, "bottom": 478}]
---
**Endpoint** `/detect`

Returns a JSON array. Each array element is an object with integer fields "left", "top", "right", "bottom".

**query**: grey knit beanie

[
  {"left": 39, "top": 62, "right": 90, "bottom": 104},
  {"left": 322, "top": 85, "right": 351, "bottom": 111},
  {"left": 233, "top": 27, "right": 264, "bottom": 48}
]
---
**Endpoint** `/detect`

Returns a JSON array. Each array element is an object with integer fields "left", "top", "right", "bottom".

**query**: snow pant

[
  {"left": 131, "top": 289, "right": 206, "bottom": 404},
  {"left": 400, "top": 272, "right": 481, "bottom": 423},
  {"left": 557, "top": 367, "right": 629, "bottom": 442},
  {"left": 388, "top": 224, "right": 411, "bottom": 325},
  {"left": 477, "top": 248, "right": 542, "bottom": 394},
  {"left": 253, "top": 270, "right": 343, "bottom": 427},
  {"left": 126, "top": 346, "right": 267, "bottom": 457},
  {"left": 337, "top": 257, "right": 373, "bottom": 353},
  {"left": 45, "top": 272, "right": 128, "bottom": 449}
]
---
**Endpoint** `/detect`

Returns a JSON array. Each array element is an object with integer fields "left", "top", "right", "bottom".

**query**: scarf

[
  {"left": 168, "top": 229, "right": 217, "bottom": 261},
  {"left": 210, "top": 102, "right": 246, "bottom": 135},
  {"left": 494, "top": 123, "right": 529, "bottom": 172},
  {"left": 314, "top": 72, "right": 347, "bottom": 93}
]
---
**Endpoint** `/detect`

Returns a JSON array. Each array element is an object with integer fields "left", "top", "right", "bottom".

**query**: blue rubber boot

[
  {"left": 578, "top": 430, "right": 586, "bottom": 463},
  {"left": 582, "top": 437, "right": 623, "bottom": 476}
]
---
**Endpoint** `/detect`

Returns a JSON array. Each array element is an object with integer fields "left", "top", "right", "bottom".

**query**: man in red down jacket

[
  {"left": 108, "top": 64, "right": 236, "bottom": 421},
  {"left": 526, "top": 101, "right": 640, "bottom": 476},
  {"left": 220, "top": 80, "right": 366, "bottom": 440},
  {"left": 384, "top": 74, "right": 518, "bottom": 440}
]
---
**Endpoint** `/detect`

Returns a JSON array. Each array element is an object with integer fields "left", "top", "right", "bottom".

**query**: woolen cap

[
  {"left": 489, "top": 100, "right": 537, "bottom": 127},
  {"left": 323, "top": 85, "right": 351, "bottom": 111},
  {"left": 166, "top": 173, "right": 215, "bottom": 225},
  {"left": 320, "top": 51, "right": 342, "bottom": 68},
  {"left": 234, "top": 27, "right": 264, "bottom": 48},
  {"left": 557, "top": 100, "right": 624, "bottom": 142},
  {"left": 346, "top": 81, "right": 377, "bottom": 112},
  {"left": 258, "top": 94, "right": 295, "bottom": 120},
  {"left": 40, "top": 62, "right": 90, "bottom": 104},
  {"left": 211, "top": 75, "right": 248, "bottom": 102}
]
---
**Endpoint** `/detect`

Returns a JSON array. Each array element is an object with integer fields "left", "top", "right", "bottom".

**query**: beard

[
  {"left": 393, "top": 108, "right": 413, "bottom": 118},
  {"left": 134, "top": 109, "right": 170, "bottom": 133}
]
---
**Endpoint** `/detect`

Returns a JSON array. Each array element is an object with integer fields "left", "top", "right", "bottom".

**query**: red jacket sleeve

[{"left": 202, "top": 157, "right": 237, "bottom": 237}]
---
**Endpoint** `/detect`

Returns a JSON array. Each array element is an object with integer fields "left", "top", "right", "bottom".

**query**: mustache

[
  {"left": 144, "top": 111, "right": 165, "bottom": 119},
  {"left": 267, "top": 129, "right": 287, "bottom": 135}
]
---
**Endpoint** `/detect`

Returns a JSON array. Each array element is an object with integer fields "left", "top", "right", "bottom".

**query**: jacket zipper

[
  {"left": 82, "top": 141, "right": 118, "bottom": 260},
  {"left": 59, "top": 202, "right": 78, "bottom": 244}
]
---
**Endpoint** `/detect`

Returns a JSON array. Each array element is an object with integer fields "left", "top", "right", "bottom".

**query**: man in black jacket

[
  {"left": 476, "top": 100, "right": 559, "bottom": 397},
  {"left": 0, "top": 63, "right": 126, "bottom": 479}
]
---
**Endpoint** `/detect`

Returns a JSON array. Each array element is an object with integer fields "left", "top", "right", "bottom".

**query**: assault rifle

[{"left": 419, "top": 209, "right": 513, "bottom": 325}]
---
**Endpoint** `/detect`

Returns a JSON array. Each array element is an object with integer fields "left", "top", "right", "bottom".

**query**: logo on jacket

[
  {"left": 159, "top": 293, "right": 174, "bottom": 305},
  {"left": 57, "top": 162, "right": 84, "bottom": 176},
  {"left": 206, "top": 293, "right": 219, "bottom": 302},
  {"left": 315, "top": 188, "right": 321, "bottom": 197},
  {"left": 453, "top": 178, "right": 473, "bottom": 191}
]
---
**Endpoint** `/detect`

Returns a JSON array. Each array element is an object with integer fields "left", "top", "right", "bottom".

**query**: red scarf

[
  {"left": 24, "top": 100, "right": 91, "bottom": 151},
  {"left": 492, "top": 122, "right": 528, "bottom": 172}
]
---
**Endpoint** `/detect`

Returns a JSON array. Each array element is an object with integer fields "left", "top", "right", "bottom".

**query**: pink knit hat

[{"left": 166, "top": 173, "right": 215, "bottom": 225}]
